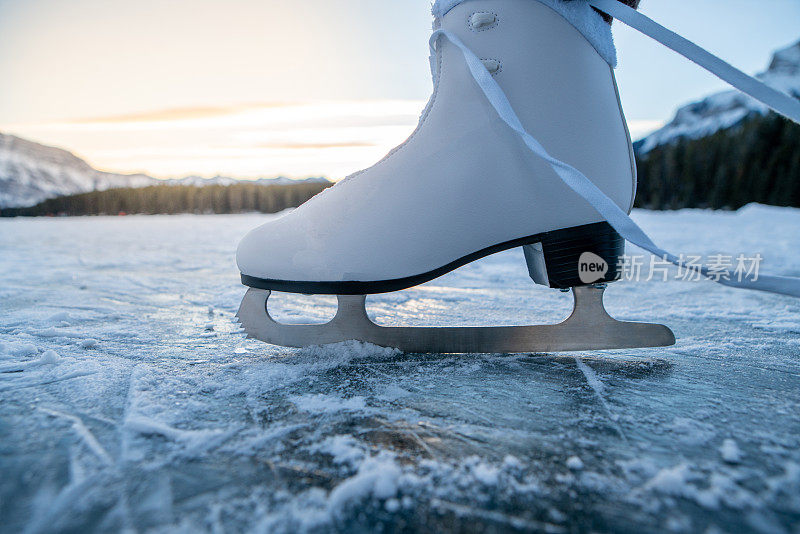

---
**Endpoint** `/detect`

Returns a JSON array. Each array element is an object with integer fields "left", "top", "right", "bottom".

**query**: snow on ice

[{"left": 0, "top": 206, "right": 799, "bottom": 532}]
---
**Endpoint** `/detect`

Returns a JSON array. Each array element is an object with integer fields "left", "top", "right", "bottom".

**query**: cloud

[
  {"left": 255, "top": 141, "right": 377, "bottom": 150},
  {"left": 69, "top": 102, "right": 295, "bottom": 125},
  {"left": 627, "top": 119, "right": 665, "bottom": 140}
]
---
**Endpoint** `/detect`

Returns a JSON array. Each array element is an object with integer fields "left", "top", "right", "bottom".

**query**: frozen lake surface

[{"left": 1, "top": 206, "right": 799, "bottom": 533}]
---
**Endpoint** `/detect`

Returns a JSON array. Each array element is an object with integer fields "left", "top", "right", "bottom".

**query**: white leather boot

[
  {"left": 238, "top": 0, "right": 635, "bottom": 292},
  {"left": 235, "top": 0, "right": 677, "bottom": 352}
]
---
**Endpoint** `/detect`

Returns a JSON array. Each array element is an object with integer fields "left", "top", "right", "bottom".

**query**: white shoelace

[
  {"left": 429, "top": 4, "right": 800, "bottom": 298},
  {"left": 589, "top": 0, "right": 800, "bottom": 123}
]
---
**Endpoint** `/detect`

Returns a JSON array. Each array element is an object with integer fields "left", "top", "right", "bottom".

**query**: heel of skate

[{"left": 523, "top": 222, "right": 624, "bottom": 289}]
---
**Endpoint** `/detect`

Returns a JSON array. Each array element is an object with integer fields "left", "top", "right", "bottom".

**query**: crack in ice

[
  {"left": 574, "top": 356, "right": 628, "bottom": 444},
  {"left": 39, "top": 407, "right": 114, "bottom": 466}
]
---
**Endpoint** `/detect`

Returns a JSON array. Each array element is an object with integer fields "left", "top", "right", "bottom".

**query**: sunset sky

[{"left": 1, "top": 0, "right": 799, "bottom": 180}]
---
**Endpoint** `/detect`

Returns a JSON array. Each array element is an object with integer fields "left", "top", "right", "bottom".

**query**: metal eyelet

[
  {"left": 469, "top": 12, "right": 497, "bottom": 31},
  {"left": 481, "top": 58, "right": 501, "bottom": 75}
]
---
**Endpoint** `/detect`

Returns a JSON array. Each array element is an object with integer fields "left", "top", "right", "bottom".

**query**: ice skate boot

[
  {"left": 235, "top": 0, "right": 674, "bottom": 352},
  {"left": 236, "top": 0, "right": 800, "bottom": 352}
]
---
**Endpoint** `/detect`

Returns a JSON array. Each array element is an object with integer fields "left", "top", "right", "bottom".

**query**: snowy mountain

[
  {"left": 635, "top": 40, "right": 800, "bottom": 154},
  {"left": 0, "top": 133, "right": 329, "bottom": 208},
  {"left": 0, "top": 133, "right": 157, "bottom": 208}
]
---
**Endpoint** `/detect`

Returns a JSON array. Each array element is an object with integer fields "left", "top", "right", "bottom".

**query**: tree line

[
  {"left": 634, "top": 112, "right": 800, "bottom": 210},
  {"left": 0, "top": 181, "right": 331, "bottom": 217}
]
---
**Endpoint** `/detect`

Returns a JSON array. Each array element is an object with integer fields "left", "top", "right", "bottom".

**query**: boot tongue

[{"left": 432, "top": 0, "right": 617, "bottom": 67}]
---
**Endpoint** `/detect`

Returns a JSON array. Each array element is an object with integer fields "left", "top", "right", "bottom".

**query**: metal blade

[{"left": 235, "top": 286, "right": 675, "bottom": 353}]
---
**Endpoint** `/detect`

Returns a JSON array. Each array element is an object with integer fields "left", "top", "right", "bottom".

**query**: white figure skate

[{"left": 236, "top": 0, "right": 800, "bottom": 353}]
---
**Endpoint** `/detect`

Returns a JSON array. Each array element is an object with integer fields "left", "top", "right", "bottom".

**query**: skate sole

[{"left": 240, "top": 221, "right": 623, "bottom": 295}]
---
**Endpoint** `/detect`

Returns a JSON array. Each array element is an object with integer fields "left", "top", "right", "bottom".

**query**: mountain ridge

[
  {"left": 0, "top": 132, "right": 329, "bottom": 208},
  {"left": 635, "top": 39, "right": 800, "bottom": 154}
]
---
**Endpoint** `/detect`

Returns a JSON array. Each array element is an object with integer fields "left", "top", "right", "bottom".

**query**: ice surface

[{"left": 0, "top": 206, "right": 799, "bottom": 533}]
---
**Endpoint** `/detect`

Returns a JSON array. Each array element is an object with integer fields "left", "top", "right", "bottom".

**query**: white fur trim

[{"left": 432, "top": 0, "right": 617, "bottom": 66}]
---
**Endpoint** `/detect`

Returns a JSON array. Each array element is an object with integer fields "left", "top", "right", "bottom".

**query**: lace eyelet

[
  {"left": 481, "top": 58, "right": 501, "bottom": 75},
  {"left": 469, "top": 12, "right": 498, "bottom": 31}
]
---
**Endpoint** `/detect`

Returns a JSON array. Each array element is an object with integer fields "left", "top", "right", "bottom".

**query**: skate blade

[{"left": 235, "top": 286, "right": 675, "bottom": 354}]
